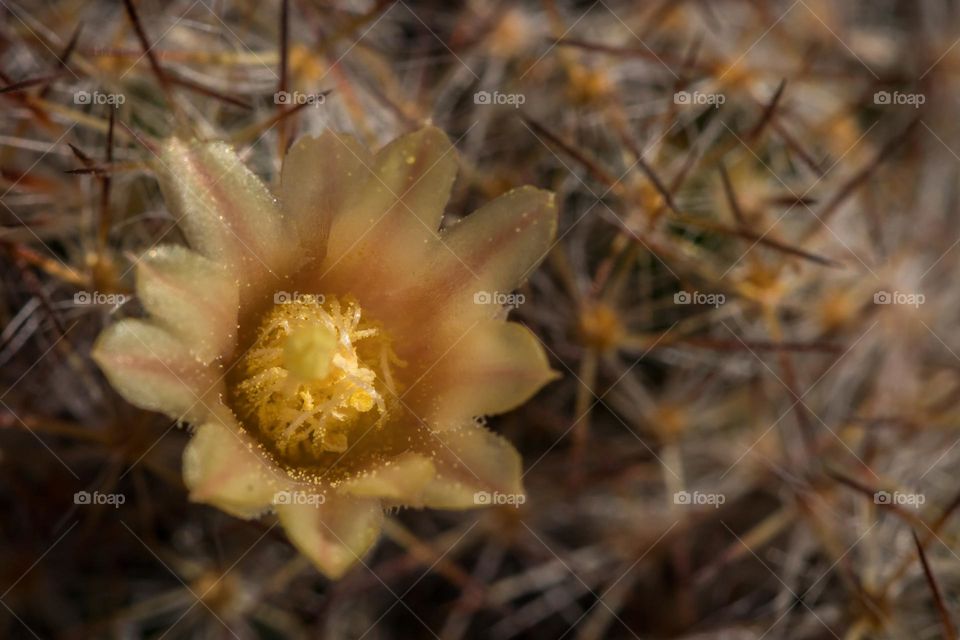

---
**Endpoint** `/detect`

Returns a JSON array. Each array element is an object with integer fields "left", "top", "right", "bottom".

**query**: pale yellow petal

[
  {"left": 136, "top": 245, "right": 239, "bottom": 364},
  {"left": 277, "top": 495, "right": 383, "bottom": 579},
  {"left": 183, "top": 420, "right": 289, "bottom": 518},
  {"left": 282, "top": 131, "right": 374, "bottom": 259},
  {"left": 411, "top": 321, "right": 558, "bottom": 430},
  {"left": 419, "top": 424, "right": 525, "bottom": 509},
  {"left": 439, "top": 186, "right": 557, "bottom": 302},
  {"left": 372, "top": 186, "right": 557, "bottom": 355},
  {"left": 156, "top": 138, "right": 289, "bottom": 277},
  {"left": 91, "top": 319, "right": 214, "bottom": 423},
  {"left": 337, "top": 452, "right": 436, "bottom": 503},
  {"left": 324, "top": 126, "right": 457, "bottom": 271}
]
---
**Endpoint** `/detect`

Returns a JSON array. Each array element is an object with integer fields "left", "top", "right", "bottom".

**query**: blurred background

[{"left": 2, "top": 0, "right": 960, "bottom": 637}]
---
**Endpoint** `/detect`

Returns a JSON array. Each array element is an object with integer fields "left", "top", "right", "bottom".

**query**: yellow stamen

[{"left": 231, "top": 296, "right": 402, "bottom": 461}]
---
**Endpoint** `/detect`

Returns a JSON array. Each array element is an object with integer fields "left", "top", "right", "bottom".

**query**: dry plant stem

[
  {"left": 380, "top": 519, "right": 482, "bottom": 597},
  {"left": 878, "top": 488, "right": 960, "bottom": 595},
  {"left": 3, "top": 242, "right": 85, "bottom": 287},
  {"left": 913, "top": 530, "right": 958, "bottom": 640},
  {"left": 122, "top": 0, "right": 185, "bottom": 128},
  {"left": 276, "top": 0, "right": 291, "bottom": 158},
  {"left": 229, "top": 94, "right": 331, "bottom": 145},
  {"left": 763, "top": 304, "right": 818, "bottom": 462},
  {"left": 95, "top": 107, "right": 114, "bottom": 257},
  {"left": 569, "top": 345, "right": 598, "bottom": 488}
]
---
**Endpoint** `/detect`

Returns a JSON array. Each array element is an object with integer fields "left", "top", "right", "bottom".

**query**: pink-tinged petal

[
  {"left": 314, "top": 186, "right": 558, "bottom": 368},
  {"left": 136, "top": 245, "right": 239, "bottom": 364},
  {"left": 367, "top": 186, "right": 557, "bottom": 357},
  {"left": 277, "top": 494, "right": 383, "bottom": 579},
  {"left": 336, "top": 452, "right": 436, "bottom": 503},
  {"left": 156, "top": 138, "right": 290, "bottom": 278},
  {"left": 438, "top": 186, "right": 557, "bottom": 304},
  {"left": 91, "top": 319, "right": 215, "bottom": 423},
  {"left": 282, "top": 131, "right": 374, "bottom": 260},
  {"left": 322, "top": 126, "right": 458, "bottom": 276},
  {"left": 409, "top": 320, "right": 558, "bottom": 430},
  {"left": 419, "top": 424, "right": 524, "bottom": 509},
  {"left": 183, "top": 420, "right": 288, "bottom": 519}
]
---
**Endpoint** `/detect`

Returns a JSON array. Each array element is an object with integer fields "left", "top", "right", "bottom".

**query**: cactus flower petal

[
  {"left": 135, "top": 245, "right": 239, "bottom": 364},
  {"left": 282, "top": 130, "right": 374, "bottom": 259},
  {"left": 337, "top": 452, "right": 437, "bottom": 502},
  {"left": 410, "top": 321, "right": 559, "bottom": 430},
  {"left": 324, "top": 126, "right": 458, "bottom": 276},
  {"left": 183, "top": 420, "right": 290, "bottom": 518},
  {"left": 92, "top": 319, "right": 216, "bottom": 423},
  {"left": 437, "top": 186, "right": 557, "bottom": 312},
  {"left": 156, "top": 139, "right": 289, "bottom": 279},
  {"left": 277, "top": 495, "right": 384, "bottom": 579},
  {"left": 420, "top": 424, "right": 524, "bottom": 509}
]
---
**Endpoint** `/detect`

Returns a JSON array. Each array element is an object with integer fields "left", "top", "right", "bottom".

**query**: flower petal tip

[
  {"left": 182, "top": 422, "right": 285, "bottom": 519},
  {"left": 91, "top": 319, "right": 211, "bottom": 423},
  {"left": 277, "top": 497, "right": 384, "bottom": 579}
]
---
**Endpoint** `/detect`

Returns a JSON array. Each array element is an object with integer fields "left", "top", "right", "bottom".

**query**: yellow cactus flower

[{"left": 92, "top": 127, "right": 558, "bottom": 578}]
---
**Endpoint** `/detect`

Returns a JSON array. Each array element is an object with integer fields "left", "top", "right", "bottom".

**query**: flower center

[{"left": 231, "top": 295, "right": 403, "bottom": 461}]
